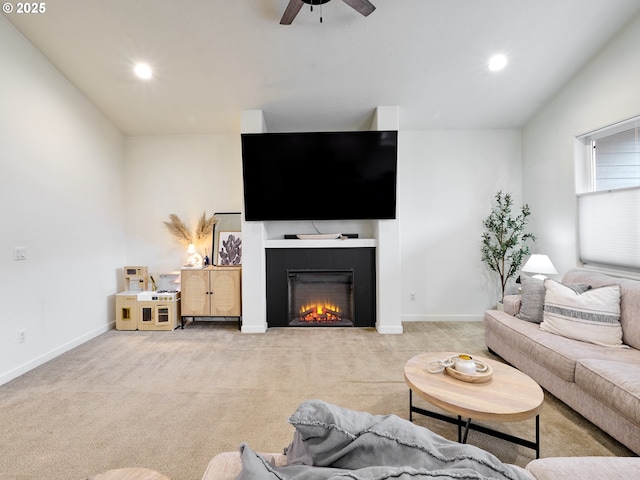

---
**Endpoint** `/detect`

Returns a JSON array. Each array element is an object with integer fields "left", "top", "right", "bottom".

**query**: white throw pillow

[{"left": 541, "top": 279, "right": 625, "bottom": 348}]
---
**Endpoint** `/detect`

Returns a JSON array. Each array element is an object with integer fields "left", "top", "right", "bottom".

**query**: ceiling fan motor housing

[{"left": 281, "top": 0, "right": 375, "bottom": 25}]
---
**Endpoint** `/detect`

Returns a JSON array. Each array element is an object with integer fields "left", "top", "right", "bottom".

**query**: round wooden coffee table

[{"left": 404, "top": 351, "right": 544, "bottom": 457}]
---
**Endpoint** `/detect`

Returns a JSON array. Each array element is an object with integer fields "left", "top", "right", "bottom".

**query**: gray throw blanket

[{"left": 237, "top": 400, "right": 534, "bottom": 480}]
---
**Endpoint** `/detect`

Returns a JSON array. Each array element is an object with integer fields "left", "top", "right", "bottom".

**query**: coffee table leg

[
  {"left": 462, "top": 418, "right": 472, "bottom": 444},
  {"left": 408, "top": 400, "right": 540, "bottom": 458},
  {"left": 409, "top": 389, "right": 413, "bottom": 422},
  {"left": 458, "top": 415, "right": 540, "bottom": 457},
  {"left": 536, "top": 415, "right": 540, "bottom": 458}
]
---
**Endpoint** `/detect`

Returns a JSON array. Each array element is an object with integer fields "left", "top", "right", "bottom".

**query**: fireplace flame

[{"left": 299, "top": 302, "right": 341, "bottom": 323}]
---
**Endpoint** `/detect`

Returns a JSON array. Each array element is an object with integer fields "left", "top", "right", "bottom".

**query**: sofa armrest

[
  {"left": 201, "top": 452, "right": 286, "bottom": 480},
  {"left": 502, "top": 295, "right": 521, "bottom": 316},
  {"left": 526, "top": 456, "right": 640, "bottom": 480}
]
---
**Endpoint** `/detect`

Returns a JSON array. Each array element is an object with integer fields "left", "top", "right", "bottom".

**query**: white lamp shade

[{"left": 521, "top": 254, "right": 557, "bottom": 276}]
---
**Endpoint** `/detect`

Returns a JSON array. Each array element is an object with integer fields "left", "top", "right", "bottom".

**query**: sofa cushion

[
  {"left": 575, "top": 359, "right": 640, "bottom": 425},
  {"left": 516, "top": 276, "right": 589, "bottom": 324},
  {"left": 484, "top": 310, "right": 638, "bottom": 383},
  {"left": 563, "top": 269, "right": 640, "bottom": 350},
  {"left": 485, "top": 311, "right": 576, "bottom": 381},
  {"left": 526, "top": 457, "right": 640, "bottom": 480},
  {"left": 541, "top": 280, "right": 624, "bottom": 348}
]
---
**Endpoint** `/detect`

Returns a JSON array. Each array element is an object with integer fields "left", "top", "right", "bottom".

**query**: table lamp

[
  {"left": 186, "top": 243, "right": 203, "bottom": 268},
  {"left": 521, "top": 254, "right": 557, "bottom": 280}
]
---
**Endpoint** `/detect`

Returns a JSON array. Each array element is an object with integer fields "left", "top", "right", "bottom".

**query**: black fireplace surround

[{"left": 265, "top": 248, "right": 376, "bottom": 327}]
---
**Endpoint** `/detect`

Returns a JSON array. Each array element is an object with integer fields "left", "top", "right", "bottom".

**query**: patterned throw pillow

[
  {"left": 541, "top": 279, "right": 625, "bottom": 348},
  {"left": 516, "top": 275, "right": 589, "bottom": 323}
]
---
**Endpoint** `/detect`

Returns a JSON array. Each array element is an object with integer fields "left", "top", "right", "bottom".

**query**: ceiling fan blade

[
  {"left": 341, "top": 0, "right": 376, "bottom": 17},
  {"left": 280, "top": 0, "right": 305, "bottom": 25}
]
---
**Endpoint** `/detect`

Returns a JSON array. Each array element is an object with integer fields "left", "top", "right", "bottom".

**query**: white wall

[
  {"left": 1, "top": 0, "right": 636, "bottom": 387},
  {"left": 0, "top": 17, "right": 126, "bottom": 385},
  {"left": 123, "top": 127, "right": 523, "bottom": 325},
  {"left": 522, "top": 12, "right": 640, "bottom": 277},
  {"left": 400, "top": 130, "right": 523, "bottom": 320},
  {"left": 123, "top": 135, "right": 242, "bottom": 274},
  {"left": 0, "top": 17, "right": 531, "bottom": 390}
]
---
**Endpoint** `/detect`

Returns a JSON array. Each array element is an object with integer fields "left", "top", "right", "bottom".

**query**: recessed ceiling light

[
  {"left": 488, "top": 54, "right": 507, "bottom": 72},
  {"left": 134, "top": 63, "right": 152, "bottom": 79}
]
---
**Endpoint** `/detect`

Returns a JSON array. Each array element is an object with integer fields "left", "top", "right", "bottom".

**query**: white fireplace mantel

[
  {"left": 265, "top": 238, "right": 376, "bottom": 249},
  {"left": 240, "top": 107, "right": 402, "bottom": 334}
]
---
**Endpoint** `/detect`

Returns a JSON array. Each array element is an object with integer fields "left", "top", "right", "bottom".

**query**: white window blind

[
  {"left": 578, "top": 187, "right": 640, "bottom": 269},
  {"left": 594, "top": 127, "right": 640, "bottom": 191}
]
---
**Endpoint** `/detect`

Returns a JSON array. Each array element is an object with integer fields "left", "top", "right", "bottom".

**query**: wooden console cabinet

[{"left": 181, "top": 267, "right": 242, "bottom": 319}]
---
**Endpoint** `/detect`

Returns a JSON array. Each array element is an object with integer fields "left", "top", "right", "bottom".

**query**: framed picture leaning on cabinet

[
  {"left": 217, "top": 231, "right": 242, "bottom": 265},
  {"left": 212, "top": 212, "right": 242, "bottom": 265}
]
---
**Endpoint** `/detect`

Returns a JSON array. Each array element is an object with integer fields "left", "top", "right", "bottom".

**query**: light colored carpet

[{"left": 0, "top": 321, "right": 633, "bottom": 480}]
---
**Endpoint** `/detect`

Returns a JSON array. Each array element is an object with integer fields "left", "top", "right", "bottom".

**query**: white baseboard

[
  {"left": 241, "top": 323, "right": 268, "bottom": 333},
  {"left": 376, "top": 323, "right": 404, "bottom": 334},
  {"left": 0, "top": 322, "right": 114, "bottom": 387}
]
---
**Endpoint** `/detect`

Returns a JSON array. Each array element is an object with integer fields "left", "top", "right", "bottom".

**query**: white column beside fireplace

[{"left": 240, "top": 107, "right": 402, "bottom": 334}]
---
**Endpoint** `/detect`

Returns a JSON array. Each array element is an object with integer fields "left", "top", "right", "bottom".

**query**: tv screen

[{"left": 241, "top": 130, "right": 397, "bottom": 221}]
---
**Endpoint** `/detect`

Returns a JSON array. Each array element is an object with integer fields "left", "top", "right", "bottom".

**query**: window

[
  {"left": 578, "top": 188, "right": 640, "bottom": 270},
  {"left": 576, "top": 115, "right": 640, "bottom": 271},
  {"left": 592, "top": 126, "right": 640, "bottom": 191}
]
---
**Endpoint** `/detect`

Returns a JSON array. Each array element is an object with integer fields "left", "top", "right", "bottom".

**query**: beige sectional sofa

[
  {"left": 484, "top": 269, "right": 640, "bottom": 455},
  {"left": 200, "top": 451, "right": 640, "bottom": 480}
]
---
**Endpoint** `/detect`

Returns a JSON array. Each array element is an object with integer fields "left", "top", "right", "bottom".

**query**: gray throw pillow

[
  {"left": 516, "top": 276, "right": 546, "bottom": 323},
  {"left": 516, "top": 275, "right": 590, "bottom": 323}
]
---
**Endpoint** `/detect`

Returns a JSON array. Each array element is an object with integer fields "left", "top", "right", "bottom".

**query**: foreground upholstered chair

[
  {"left": 198, "top": 400, "right": 640, "bottom": 480},
  {"left": 200, "top": 451, "right": 640, "bottom": 480}
]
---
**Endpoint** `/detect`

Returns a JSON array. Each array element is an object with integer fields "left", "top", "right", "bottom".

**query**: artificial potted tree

[{"left": 481, "top": 191, "right": 536, "bottom": 306}]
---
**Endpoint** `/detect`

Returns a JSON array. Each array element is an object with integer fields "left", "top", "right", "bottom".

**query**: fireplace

[
  {"left": 288, "top": 270, "right": 354, "bottom": 326},
  {"left": 266, "top": 248, "right": 375, "bottom": 327}
]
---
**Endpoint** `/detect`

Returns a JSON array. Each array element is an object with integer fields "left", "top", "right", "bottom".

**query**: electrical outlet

[
  {"left": 18, "top": 329, "right": 26, "bottom": 343},
  {"left": 409, "top": 292, "right": 416, "bottom": 301},
  {"left": 14, "top": 247, "right": 27, "bottom": 261}
]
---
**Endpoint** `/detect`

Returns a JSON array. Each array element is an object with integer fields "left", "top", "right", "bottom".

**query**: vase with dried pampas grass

[{"left": 163, "top": 212, "right": 218, "bottom": 257}]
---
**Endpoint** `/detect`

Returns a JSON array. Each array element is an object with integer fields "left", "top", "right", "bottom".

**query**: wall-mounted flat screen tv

[{"left": 241, "top": 130, "right": 397, "bottom": 221}]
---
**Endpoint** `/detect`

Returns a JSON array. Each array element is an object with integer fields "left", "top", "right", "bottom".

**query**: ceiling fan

[{"left": 280, "top": 0, "right": 376, "bottom": 25}]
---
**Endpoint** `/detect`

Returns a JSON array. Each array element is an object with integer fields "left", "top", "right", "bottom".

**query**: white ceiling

[{"left": 7, "top": 0, "right": 640, "bottom": 135}]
